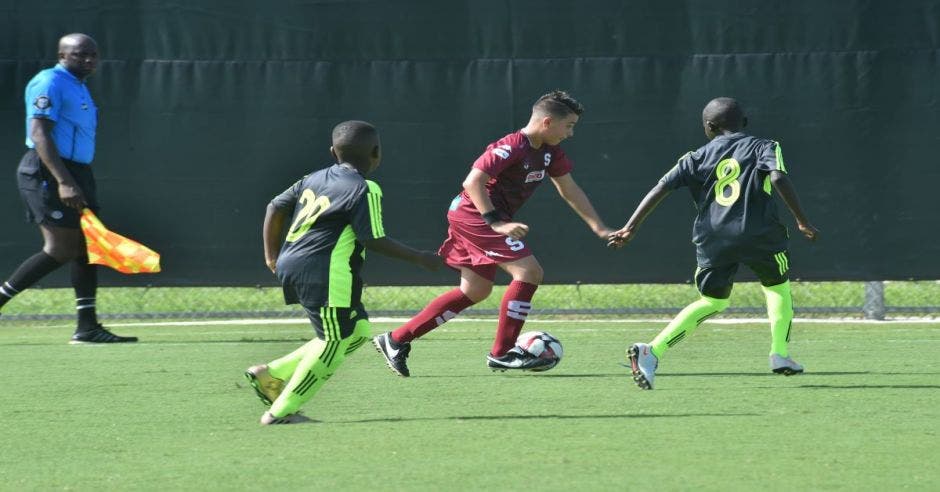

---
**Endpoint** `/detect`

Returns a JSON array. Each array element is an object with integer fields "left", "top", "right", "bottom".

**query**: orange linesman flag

[{"left": 80, "top": 209, "right": 161, "bottom": 274}]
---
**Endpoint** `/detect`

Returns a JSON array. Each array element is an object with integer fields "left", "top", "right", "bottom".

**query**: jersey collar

[
  {"left": 53, "top": 63, "right": 84, "bottom": 84},
  {"left": 336, "top": 162, "right": 365, "bottom": 176},
  {"left": 714, "top": 131, "right": 746, "bottom": 141}
]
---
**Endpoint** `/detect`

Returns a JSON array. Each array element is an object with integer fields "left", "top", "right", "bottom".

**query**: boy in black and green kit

[
  {"left": 609, "top": 97, "right": 819, "bottom": 389},
  {"left": 245, "top": 120, "right": 440, "bottom": 423}
]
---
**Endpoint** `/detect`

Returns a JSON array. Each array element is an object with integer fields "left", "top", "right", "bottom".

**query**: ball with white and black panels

[{"left": 515, "top": 331, "right": 563, "bottom": 371}]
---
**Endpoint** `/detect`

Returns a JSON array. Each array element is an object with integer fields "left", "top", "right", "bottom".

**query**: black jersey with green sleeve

[
  {"left": 659, "top": 133, "right": 789, "bottom": 267},
  {"left": 271, "top": 163, "right": 386, "bottom": 308}
]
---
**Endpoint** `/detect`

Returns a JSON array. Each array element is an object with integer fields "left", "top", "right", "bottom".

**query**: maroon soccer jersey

[{"left": 448, "top": 131, "right": 573, "bottom": 223}]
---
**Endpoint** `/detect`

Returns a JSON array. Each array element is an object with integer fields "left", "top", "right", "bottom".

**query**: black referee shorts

[
  {"left": 695, "top": 251, "right": 791, "bottom": 299},
  {"left": 16, "top": 149, "right": 99, "bottom": 229}
]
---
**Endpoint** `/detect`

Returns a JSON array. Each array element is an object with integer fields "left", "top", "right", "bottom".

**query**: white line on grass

[{"left": 95, "top": 316, "right": 940, "bottom": 328}]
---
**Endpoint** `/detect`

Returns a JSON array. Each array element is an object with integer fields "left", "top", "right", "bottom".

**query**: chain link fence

[{"left": 2, "top": 281, "right": 938, "bottom": 321}]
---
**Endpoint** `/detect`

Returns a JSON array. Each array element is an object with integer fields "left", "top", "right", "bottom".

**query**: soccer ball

[{"left": 515, "top": 331, "right": 563, "bottom": 371}]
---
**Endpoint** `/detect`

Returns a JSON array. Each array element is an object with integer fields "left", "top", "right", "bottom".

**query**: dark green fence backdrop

[{"left": 1, "top": 0, "right": 938, "bottom": 286}]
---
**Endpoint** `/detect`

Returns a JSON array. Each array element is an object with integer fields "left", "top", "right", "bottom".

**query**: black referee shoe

[{"left": 69, "top": 324, "right": 138, "bottom": 344}]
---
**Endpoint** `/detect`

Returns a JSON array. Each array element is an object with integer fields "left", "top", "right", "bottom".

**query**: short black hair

[
  {"left": 533, "top": 90, "right": 584, "bottom": 118},
  {"left": 331, "top": 120, "right": 379, "bottom": 162},
  {"left": 702, "top": 97, "right": 745, "bottom": 132}
]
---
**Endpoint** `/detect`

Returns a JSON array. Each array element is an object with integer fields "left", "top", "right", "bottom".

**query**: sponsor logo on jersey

[
  {"left": 491, "top": 144, "right": 512, "bottom": 159},
  {"left": 544, "top": 152, "right": 551, "bottom": 166},
  {"left": 524, "top": 170, "right": 546, "bottom": 183}
]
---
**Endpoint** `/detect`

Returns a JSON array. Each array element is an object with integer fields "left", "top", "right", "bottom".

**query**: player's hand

[
  {"left": 594, "top": 226, "right": 616, "bottom": 240},
  {"left": 417, "top": 251, "right": 444, "bottom": 272},
  {"left": 57, "top": 181, "right": 86, "bottom": 210},
  {"left": 265, "top": 257, "right": 277, "bottom": 274},
  {"left": 606, "top": 228, "right": 636, "bottom": 249},
  {"left": 491, "top": 221, "right": 529, "bottom": 240},
  {"left": 797, "top": 222, "right": 819, "bottom": 241}
]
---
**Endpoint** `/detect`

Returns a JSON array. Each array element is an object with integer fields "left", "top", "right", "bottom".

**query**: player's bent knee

[
  {"left": 514, "top": 264, "right": 543, "bottom": 285},
  {"left": 463, "top": 285, "right": 492, "bottom": 303},
  {"left": 344, "top": 336, "right": 370, "bottom": 355},
  {"left": 353, "top": 319, "right": 371, "bottom": 338},
  {"left": 702, "top": 296, "right": 730, "bottom": 312}
]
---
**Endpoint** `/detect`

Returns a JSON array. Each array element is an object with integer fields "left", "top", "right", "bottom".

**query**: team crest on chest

[{"left": 524, "top": 170, "right": 546, "bottom": 183}]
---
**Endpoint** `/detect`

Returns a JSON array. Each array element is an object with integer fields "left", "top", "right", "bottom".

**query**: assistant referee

[{"left": 0, "top": 33, "right": 136, "bottom": 343}]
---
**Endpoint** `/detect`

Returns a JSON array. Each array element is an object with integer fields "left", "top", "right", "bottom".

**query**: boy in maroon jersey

[{"left": 373, "top": 91, "right": 613, "bottom": 375}]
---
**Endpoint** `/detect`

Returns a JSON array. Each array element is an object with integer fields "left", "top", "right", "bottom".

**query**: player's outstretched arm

[
  {"left": 770, "top": 171, "right": 819, "bottom": 241},
  {"left": 607, "top": 182, "right": 672, "bottom": 249},
  {"left": 262, "top": 203, "right": 291, "bottom": 273},
  {"left": 550, "top": 174, "right": 614, "bottom": 239},
  {"left": 363, "top": 237, "right": 442, "bottom": 272},
  {"left": 462, "top": 168, "right": 529, "bottom": 240}
]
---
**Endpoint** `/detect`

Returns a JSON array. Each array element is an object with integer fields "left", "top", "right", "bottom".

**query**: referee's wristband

[{"left": 481, "top": 210, "right": 502, "bottom": 225}]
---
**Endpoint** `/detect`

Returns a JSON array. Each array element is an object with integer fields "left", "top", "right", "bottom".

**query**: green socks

[
  {"left": 267, "top": 339, "right": 325, "bottom": 381},
  {"left": 650, "top": 296, "right": 730, "bottom": 359},
  {"left": 762, "top": 281, "right": 794, "bottom": 357},
  {"left": 269, "top": 319, "right": 371, "bottom": 418}
]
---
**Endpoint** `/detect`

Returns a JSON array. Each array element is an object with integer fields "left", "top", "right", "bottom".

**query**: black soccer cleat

[
  {"left": 486, "top": 347, "right": 554, "bottom": 372},
  {"left": 373, "top": 332, "right": 411, "bottom": 377},
  {"left": 69, "top": 324, "right": 138, "bottom": 344}
]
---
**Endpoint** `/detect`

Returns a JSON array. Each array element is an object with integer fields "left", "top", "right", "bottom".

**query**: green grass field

[{"left": 1, "top": 319, "right": 937, "bottom": 491}]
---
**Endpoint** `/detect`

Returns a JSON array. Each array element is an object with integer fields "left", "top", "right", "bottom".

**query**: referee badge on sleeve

[{"left": 33, "top": 95, "right": 52, "bottom": 110}]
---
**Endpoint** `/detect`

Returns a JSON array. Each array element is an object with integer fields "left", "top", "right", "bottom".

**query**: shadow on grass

[
  {"left": 659, "top": 371, "right": 940, "bottom": 377},
  {"left": 660, "top": 371, "right": 872, "bottom": 377},
  {"left": 797, "top": 384, "right": 940, "bottom": 390},
  {"left": 331, "top": 412, "right": 760, "bottom": 424},
  {"left": 414, "top": 373, "right": 627, "bottom": 379}
]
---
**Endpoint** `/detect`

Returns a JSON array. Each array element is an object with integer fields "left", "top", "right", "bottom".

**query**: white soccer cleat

[
  {"left": 260, "top": 411, "right": 313, "bottom": 425},
  {"left": 770, "top": 354, "right": 804, "bottom": 375},
  {"left": 627, "top": 343, "right": 658, "bottom": 390}
]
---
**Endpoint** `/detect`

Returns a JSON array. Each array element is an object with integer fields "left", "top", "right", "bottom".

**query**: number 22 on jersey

[
  {"left": 714, "top": 158, "right": 741, "bottom": 207},
  {"left": 286, "top": 189, "right": 332, "bottom": 242}
]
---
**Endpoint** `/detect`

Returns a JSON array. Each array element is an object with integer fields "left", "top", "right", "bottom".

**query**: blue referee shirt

[{"left": 24, "top": 64, "right": 98, "bottom": 164}]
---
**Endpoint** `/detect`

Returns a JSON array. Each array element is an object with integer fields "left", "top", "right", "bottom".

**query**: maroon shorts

[{"left": 438, "top": 216, "right": 533, "bottom": 281}]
